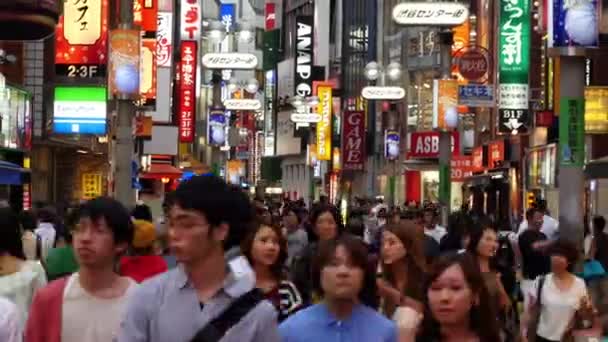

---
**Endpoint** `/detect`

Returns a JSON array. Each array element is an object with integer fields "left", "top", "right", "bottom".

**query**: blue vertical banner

[
  {"left": 384, "top": 130, "right": 400, "bottom": 161},
  {"left": 219, "top": 3, "right": 235, "bottom": 32},
  {"left": 549, "top": 0, "right": 599, "bottom": 47},
  {"left": 208, "top": 109, "right": 227, "bottom": 146}
]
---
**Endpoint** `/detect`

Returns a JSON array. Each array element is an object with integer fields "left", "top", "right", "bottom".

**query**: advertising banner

[
  {"left": 140, "top": 38, "right": 157, "bottom": 103},
  {"left": 451, "top": 156, "right": 474, "bottom": 181},
  {"left": 472, "top": 146, "right": 485, "bottom": 171},
  {"left": 55, "top": 0, "right": 108, "bottom": 78},
  {"left": 548, "top": 0, "right": 599, "bottom": 47},
  {"left": 53, "top": 86, "right": 107, "bottom": 134},
  {"left": 458, "top": 84, "right": 495, "bottom": 107},
  {"left": 341, "top": 111, "right": 366, "bottom": 171},
  {"left": 433, "top": 79, "right": 459, "bottom": 131},
  {"left": 498, "top": 0, "right": 531, "bottom": 135},
  {"left": 208, "top": 109, "right": 227, "bottom": 146},
  {"left": 220, "top": 3, "right": 235, "bottom": 32},
  {"left": 316, "top": 85, "right": 332, "bottom": 161},
  {"left": 559, "top": 97, "right": 585, "bottom": 167},
  {"left": 108, "top": 29, "right": 140, "bottom": 98},
  {"left": 385, "top": 130, "right": 400, "bottom": 161},
  {"left": 584, "top": 87, "right": 608, "bottom": 133},
  {"left": 134, "top": 0, "right": 157, "bottom": 32},
  {"left": 488, "top": 139, "right": 506, "bottom": 169},
  {"left": 409, "top": 131, "right": 460, "bottom": 159},
  {"left": 82, "top": 173, "right": 103, "bottom": 199},
  {"left": 179, "top": 41, "right": 197, "bottom": 142},
  {"left": 294, "top": 15, "right": 314, "bottom": 96},
  {"left": 265, "top": 2, "right": 276, "bottom": 30},
  {"left": 157, "top": 12, "right": 173, "bottom": 67},
  {"left": 180, "top": 0, "right": 201, "bottom": 41}
]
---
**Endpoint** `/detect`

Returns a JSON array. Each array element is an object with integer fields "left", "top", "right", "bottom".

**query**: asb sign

[
  {"left": 342, "top": 111, "right": 366, "bottom": 171},
  {"left": 498, "top": 0, "right": 531, "bottom": 135},
  {"left": 53, "top": 86, "right": 107, "bottom": 135},
  {"left": 294, "top": 16, "right": 314, "bottom": 96},
  {"left": 409, "top": 131, "right": 460, "bottom": 159},
  {"left": 392, "top": 2, "right": 469, "bottom": 26}
]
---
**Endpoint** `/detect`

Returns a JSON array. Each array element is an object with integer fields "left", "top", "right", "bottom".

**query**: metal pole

[
  {"left": 113, "top": 0, "right": 136, "bottom": 207},
  {"left": 438, "top": 29, "right": 454, "bottom": 227}
]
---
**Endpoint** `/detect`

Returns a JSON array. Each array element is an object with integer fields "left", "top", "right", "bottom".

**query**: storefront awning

[
  {"left": 585, "top": 157, "right": 608, "bottom": 179},
  {"left": 140, "top": 163, "right": 182, "bottom": 180},
  {"left": 0, "top": 161, "right": 28, "bottom": 185}
]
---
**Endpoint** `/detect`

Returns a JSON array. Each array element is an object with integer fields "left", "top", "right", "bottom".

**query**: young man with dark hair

[
  {"left": 25, "top": 197, "right": 137, "bottom": 342},
  {"left": 118, "top": 175, "right": 279, "bottom": 342},
  {"left": 518, "top": 207, "right": 551, "bottom": 310}
]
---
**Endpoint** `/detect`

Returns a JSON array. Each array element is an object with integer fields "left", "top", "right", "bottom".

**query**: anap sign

[{"left": 392, "top": 2, "right": 469, "bottom": 26}]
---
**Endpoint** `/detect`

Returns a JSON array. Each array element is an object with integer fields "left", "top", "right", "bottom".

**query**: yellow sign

[
  {"left": 64, "top": 0, "right": 103, "bottom": 45},
  {"left": 433, "top": 79, "right": 459, "bottom": 131},
  {"left": 585, "top": 87, "right": 608, "bottom": 133},
  {"left": 332, "top": 147, "right": 341, "bottom": 172},
  {"left": 82, "top": 173, "right": 103, "bottom": 200},
  {"left": 316, "top": 86, "right": 332, "bottom": 160}
]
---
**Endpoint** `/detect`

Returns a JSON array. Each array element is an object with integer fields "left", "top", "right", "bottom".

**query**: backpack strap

[
  {"left": 536, "top": 275, "right": 546, "bottom": 306},
  {"left": 35, "top": 234, "right": 42, "bottom": 260},
  {"left": 190, "top": 289, "right": 264, "bottom": 342}
]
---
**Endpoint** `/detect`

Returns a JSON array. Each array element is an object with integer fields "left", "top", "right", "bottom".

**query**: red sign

[
  {"left": 134, "top": 0, "right": 158, "bottom": 32},
  {"left": 536, "top": 111, "right": 554, "bottom": 127},
  {"left": 265, "top": 2, "right": 276, "bottom": 30},
  {"left": 141, "top": 38, "right": 157, "bottom": 101},
  {"left": 456, "top": 48, "right": 489, "bottom": 81},
  {"left": 451, "top": 155, "right": 474, "bottom": 181},
  {"left": 179, "top": 41, "right": 197, "bottom": 142},
  {"left": 180, "top": 0, "right": 201, "bottom": 41},
  {"left": 55, "top": 0, "right": 108, "bottom": 75},
  {"left": 342, "top": 111, "right": 366, "bottom": 171},
  {"left": 408, "top": 131, "right": 460, "bottom": 159},
  {"left": 488, "top": 140, "right": 505, "bottom": 169},
  {"left": 472, "top": 146, "right": 484, "bottom": 172}
]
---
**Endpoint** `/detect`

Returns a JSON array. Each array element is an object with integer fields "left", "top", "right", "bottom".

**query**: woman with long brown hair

[{"left": 378, "top": 221, "right": 427, "bottom": 318}]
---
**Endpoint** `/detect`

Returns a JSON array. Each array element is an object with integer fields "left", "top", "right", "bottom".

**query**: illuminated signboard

[
  {"left": 180, "top": 0, "right": 201, "bottom": 41},
  {"left": 55, "top": 0, "right": 108, "bottom": 78},
  {"left": 316, "top": 86, "right": 332, "bottom": 161},
  {"left": 140, "top": 38, "right": 157, "bottom": 104},
  {"left": 53, "top": 86, "right": 107, "bottom": 135},
  {"left": 179, "top": 41, "right": 197, "bottom": 142},
  {"left": 157, "top": 12, "right": 173, "bottom": 67},
  {"left": 134, "top": 0, "right": 158, "bottom": 32},
  {"left": 108, "top": 29, "right": 140, "bottom": 99}
]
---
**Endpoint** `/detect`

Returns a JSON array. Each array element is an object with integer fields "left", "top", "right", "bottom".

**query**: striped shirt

[{"left": 264, "top": 280, "right": 303, "bottom": 322}]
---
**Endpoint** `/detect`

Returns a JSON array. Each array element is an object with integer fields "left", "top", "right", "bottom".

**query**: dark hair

[
  {"left": 19, "top": 211, "right": 37, "bottom": 232},
  {"left": 467, "top": 221, "right": 498, "bottom": 266},
  {"left": 0, "top": 208, "right": 26, "bottom": 259},
  {"left": 312, "top": 235, "right": 376, "bottom": 304},
  {"left": 547, "top": 239, "right": 579, "bottom": 269},
  {"left": 241, "top": 224, "right": 288, "bottom": 280},
  {"left": 79, "top": 197, "right": 134, "bottom": 245},
  {"left": 382, "top": 222, "right": 426, "bottom": 309},
  {"left": 62, "top": 207, "right": 82, "bottom": 244},
  {"left": 310, "top": 204, "right": 343, "bottom": 237},
  {"left": 282, "top": 204, "right": 302, "bottom": 224},
  {"left": 593, "top": 216, "right": 606, "bottom": 234},
  {"left": 526, "top": 207, "right": 541, "bottom": 220},
  {"left": 131, "top": 204, "right": 153, "bottom": 222},
  {"left": 417, "top": 252, "right": 500, "bottom": 342},
  {"left": 38, "top": 207, "right": 56, "bottom": 223},
  {"left": 174, "top": 175, "right": 254, "bottom": 251}
]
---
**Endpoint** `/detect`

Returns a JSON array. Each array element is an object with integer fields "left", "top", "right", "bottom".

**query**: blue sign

[
  {"left": 220, "top": 4, "right": 235, "bottom": 32},
  {"left": 458, "top": 85, "right": 495, "bottom": 107},
  {"left": 550, "top": 0, "right": 598, "bottom": 47},
  {"left": 208, "top": 110, "right": 227, "bottom": 146},
  {"left": 384, "top": 130, "right": 400, "bottom": 161}
]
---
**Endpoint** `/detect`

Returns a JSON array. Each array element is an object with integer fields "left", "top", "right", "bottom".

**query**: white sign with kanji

[
  {"left": 180, "top": 0, "right": 200, "bottom": 41},
  {"left": 392, "top": 2, "right": 469, "bottom": 26}
]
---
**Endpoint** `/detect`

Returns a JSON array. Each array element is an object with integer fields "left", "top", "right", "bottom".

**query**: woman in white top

[
  {"left": 0, "top": 208, "right": 47, "bottom": 326},
  {"left": 524, "top": 240, "right": 599, "bottom": 342},
  {"left": 0, "top": 296, "right": 22, "bottom": 342}
]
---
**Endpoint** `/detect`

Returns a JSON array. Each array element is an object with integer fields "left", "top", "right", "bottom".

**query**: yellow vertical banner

[
  {"left": 82, "top": 173, "right": 103, "bottom": 200},
  {"left": 433, "top": 79, "right": 459, "bottom": 131},
  {"left": 316, "top": 86, "right": 332, "bottom": 160}
]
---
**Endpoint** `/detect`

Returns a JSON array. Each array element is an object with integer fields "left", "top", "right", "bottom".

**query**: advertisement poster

[
  {"left": 341, "top": 111, "right": 366, "bottom": 171},
  {"left": 178, "top": 41, "right": 197, "bottom": 142},
  {"left": 208, "top": 110, "right": 227, "bottom": 146},
  {"left": 559, "top": 97, "right": 585, "bottom": 167},
  {"left": 549, "top": 0, "right": 599, "bottom": 47},
  {"left": 157, "top": 12, "right": 173, "bottom": 67},
  {"left": 451, "top": 156, "right": 474, "bottom": 181},
  {"left": 108, "top": 29, "right": 140, "bottom": 98},
  {"left": 140, "top": 38, "right": 157, "bottom": 103},
  {"left": 385, "top": 130, "right": 400, "bottom": 161},
  {"left": 498, "top": 0, "right": 531, "bottom": 135},
  {"left": 584, "top": 87, "right": 608, "bottom": 133},
  {"left": 432, "top": 79, "right": 459, "bottom": 131},
  {"left": 180, "top": 0, "right": 201, "bottom": 41},
  {"left": 316, "top": 85, "right": 332, "bottom": 161},
  {"left": 134, "top": 0, "right": 157, "bottom": 32}
]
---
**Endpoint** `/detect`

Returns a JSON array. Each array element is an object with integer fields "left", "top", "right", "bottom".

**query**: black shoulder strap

[
  {"left": 536, "top": 275, "right": 546, "bottom": 306},
  {"left": 36, "top": 234, "right": 42, "bottom": 260},
  {"left": 190, "top": 289, "right": 264, "bottom": 342}
]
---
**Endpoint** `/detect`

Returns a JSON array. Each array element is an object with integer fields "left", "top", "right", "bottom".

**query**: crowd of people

[{"left": 0, "top": 175, "right": 606, "bottom": 341}]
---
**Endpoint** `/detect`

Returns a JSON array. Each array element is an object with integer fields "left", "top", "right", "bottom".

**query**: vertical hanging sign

[
  {"left": 294, "top": 15, "right": 314, "bottom": 96},
  {"left": 157, "top": 12, "right": 173, "bottom": 67},
  {"left": 179, "top": 41, "right": 197, "bottom": 142},
  {"left": 265, "top": 2, "right": 276, "bottom": 31},
  {"left": 108, "top": 29, "right": 140, "bottom": 98},
  {"left": 56, "top": 0, "right": 108, "bottom": 78},
  {"left": 140, "top": 38, "right": 157, "bottom": 103},
  {"left": 316, "top": 85, "right": 332, "bottom": 161},
  {"left": 180, "top": 0, "right": 201, "bottom": 41},
  {"left": 559, "top": 97, "right": 585, "bottom": 167},
  {"left": 498, "top": 0, "right": 531, "bottom": 135},
  {"left": 342, "top": 111, "right": 366, "bottom": 171},
  {"left": 134, "top": 0, "right": 158, "bottom": 32}
]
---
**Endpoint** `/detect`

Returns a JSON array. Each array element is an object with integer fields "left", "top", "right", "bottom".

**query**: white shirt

[
  {"left": 61, "top": 273, "right": 138, "bottom": 342},
  {"left": 517, "top": 215, "right": 559, "bottom": 240},
  {"left": 424, "top": 225, "right": 447, "bottom": 244},
  {"left": 0, "top": 297, "right": 21, "bottom": 342},
  {"left": 34, "top": 222, "right": 57, "bottom": 261},
  {"left": 534, "top": 273, "right": 588, "bottom": 341},
  {"left": 0, "top": 260, "right": 47, "bottom": 325}
]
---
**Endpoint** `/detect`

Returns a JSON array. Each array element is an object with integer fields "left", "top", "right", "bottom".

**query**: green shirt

[{"left": 45, "top": 246, "right": 79, "bottom": 281}]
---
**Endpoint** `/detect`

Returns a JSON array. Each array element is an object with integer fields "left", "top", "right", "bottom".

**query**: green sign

[
  {"left": 439, "top": 162, "right": 451, "bottom": 207},
  {"left": 559, "top": 97, "right": 585, "bottom": 167}
]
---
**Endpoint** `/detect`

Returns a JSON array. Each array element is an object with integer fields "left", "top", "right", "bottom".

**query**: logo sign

[
  {"left": 108, "top": 29, "right": 140, "bottom": 98},
  {"left": 208, "top": 109, "right": 227, "bottom": 146},
  {"left": 223, "top": 99, "right": 262, "bottom": 111},
  {"left": 361, "top": 86, "right": 406, "bottom": 100},
  {"left": 472, "top": 146, "right": 485, "bottom": 171},
  {"left": 179, "top": 41, "right": 197, "bottom": 142},
  {"left": 316, "top": 86, "right": 332, "bottom": 161},
  {"left": 53, "top": 86, "right": 107, "bottom": 135},
  {"left": 180, "top": 0, "right": 200, "bottom": 41},
  {"left": 549, "top": 0, "right": 599, "bottom": 47},
  {"left": 488, "top": 140, "right": 506, "bottom": 168},
  {"left": 392, "top": 2, "right": 469, "bottom": 26},
  {"left": 498, "top": 0, "right": 530, "bottom": 135},
  {"left": 385, "top": 130, "right": 400, "bottom": 161},
  {"left": 157, "top": 12, "right": 173, "bottom": 67},
  {"left": 294, "top": 16, "right": 314, "bottom": 97},
  {"left": 342, "top": 111, "right": 366, "bottom": 171},
  {"left": 202, "top": 53, "right": 258, "bottom": 69},
  {"left": 433, "top": 79, "right": 459, "bottom": 131},
  {"left": 455, "top": 47, "right": 490, "bottom": 81},
  {"left": 55, "top": 0, "right": 108, "bottom": 78},
  {"left": 451, "top": 155, "right": 474, "bottom": 181},
  {"left": 265, "top": 2, "right": 276, "bottom": 31},
  {"left": 220, "top": 3, "right": 235, "bottom": 32},
  {"left": 409, "top": 131, "right": 460, "bottom": 159},
  {"left": 290, "top": 113, "right": 322, "bottom": 123},
  {"left": 134, "top": 0, "right": 157, "bottom": 32},
  {"left": 458, "top": 85, "right": 495, "bottom": 107},
  {"left": 559, "top": 97, "right": 585, "bottom": 167},
  {"left": 140, "top": 38, "right": 157, "bottom": 103}
]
